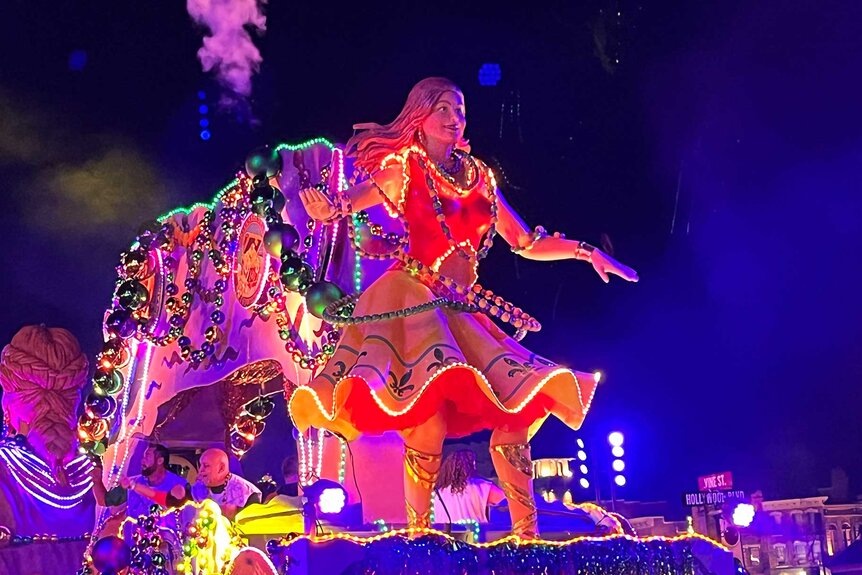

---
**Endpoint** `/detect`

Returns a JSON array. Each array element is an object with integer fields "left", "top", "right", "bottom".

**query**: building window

[
  {"left": 828, "top": 525, "right": 838, "bottom": 555},
  {"left": 793, "top": 513, "right": 808, "bottom": 528},
  {"left": 794, "top": 541, "right": 808, "bottom": 564},
  {"left": 771, "top": 512, "right": 783, "bottom": 526},
  {"left": 843, "top": 523, "right": 854, "bottom": 547},
  {"left": 744, "top": 546, "right": 761, "bottom": 567},
  {"left": 809, "top": 511, "right": 822, "bottom": 532},
  {"left": 774, "top": 544, "right": 787, "bottom": 565}
]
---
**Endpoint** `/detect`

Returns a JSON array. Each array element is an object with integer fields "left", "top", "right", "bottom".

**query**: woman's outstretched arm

[{"left": 495, "top": 189, "right": 639, "bottom": 283}]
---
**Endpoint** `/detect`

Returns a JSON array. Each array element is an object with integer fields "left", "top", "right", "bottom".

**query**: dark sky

[{"left": 1, "top": 1, "right": 861, "bottom": 511}]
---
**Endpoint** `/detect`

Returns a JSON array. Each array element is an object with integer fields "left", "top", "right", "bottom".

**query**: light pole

[
  {"left": 581, "top": 431, "right": 628, "bottom": 511},
  {"left": 607, "top": 432, "right": 626, "bottom": 512},
  {"left": 575, "top": 438, "right": 591, "bottom": 492}
]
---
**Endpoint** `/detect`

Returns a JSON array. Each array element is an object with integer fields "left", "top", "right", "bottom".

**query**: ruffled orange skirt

[{"left": 288, "top": 269, "right": 598, "bottom": 440}]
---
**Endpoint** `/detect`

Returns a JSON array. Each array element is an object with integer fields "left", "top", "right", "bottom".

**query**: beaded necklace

[
  {"left": 436, "top": 151, "right": 462, "bottom": 178},
  {"left": 433, "top": 149, "right": 478, "bottom": 191},
  {"left": 333, "top": 147, "right": 536, "bottom": 340},
  {"left": 338, "top": 206, "right": 540, "bottom": 341},
  {"left": 416, "top": 152, "right": 498, "bottom": 264}
]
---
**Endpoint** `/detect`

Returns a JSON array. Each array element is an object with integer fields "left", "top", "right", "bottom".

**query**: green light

[
  {"left": 156, "top": 179, "right": 238, "bottom": 222},
  {"left": 157, "top": 138, "right": 336, "bottom": 222},
  {"left": 274, "top": 137, "right": 335, "bottom": 152},
  {"left": 351, "top": 214, "right": 363, "bottom": 293}
]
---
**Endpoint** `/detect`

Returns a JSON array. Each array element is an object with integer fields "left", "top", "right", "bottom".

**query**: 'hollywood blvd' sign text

[{"left": 682, "top": 490, "right": 747, "bottom": 506}]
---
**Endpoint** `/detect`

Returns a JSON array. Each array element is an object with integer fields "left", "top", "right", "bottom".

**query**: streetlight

[
  {"left": 576, "top": 437, "right": 590, "bottom": 489},
  {"left": 731, "top": 503, "right": 755, "bottom": 528},
  {"left": 608, "top": 432, "right": 625, "bottom": 488},
  {"left": 607, "top": 432, "right": 625, "bottom": 511},
  {"left": 572, "top": 431, "right": 631, "bottom": 508}
]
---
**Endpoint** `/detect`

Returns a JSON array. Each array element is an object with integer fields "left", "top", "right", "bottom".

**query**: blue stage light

[
  {"left": 68, "top": 50, "right": 87, "bottom": 72},
  {"left": 478, "top": 63, "right": 502, "bottom": 87}
]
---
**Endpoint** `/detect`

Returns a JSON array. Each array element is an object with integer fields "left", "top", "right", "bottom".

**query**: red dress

[{"left": 288, "top": 151, "right": 598, "bottom": 439}]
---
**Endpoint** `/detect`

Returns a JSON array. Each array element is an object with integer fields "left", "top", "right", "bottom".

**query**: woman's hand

[
  {"left": 298, "top": 187, "right": 337, "bottom": 221},
  {"left": 590, "top": 250, "right": 639, "bottom": 284}
]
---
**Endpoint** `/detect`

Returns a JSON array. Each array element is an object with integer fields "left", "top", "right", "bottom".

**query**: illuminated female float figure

[{"left": 289, "top": 77, "right": 638, "bottom": 537}]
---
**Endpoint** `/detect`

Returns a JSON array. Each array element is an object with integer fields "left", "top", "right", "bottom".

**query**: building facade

[{"left": 731, "top": 495, "right": 862, "bottom": 575}]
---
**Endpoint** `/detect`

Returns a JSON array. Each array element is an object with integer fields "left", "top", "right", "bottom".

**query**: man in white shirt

[{"left": 191, "top": 448, "right": 261, "bottom": 520}]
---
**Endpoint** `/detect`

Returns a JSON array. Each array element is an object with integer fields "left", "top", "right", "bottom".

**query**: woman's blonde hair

[
  {"left": 436, "top": 449, "right": 478, "bottom": 494},
  {"left": 346, "top": 77, "right": 469, "bottom": 174}
]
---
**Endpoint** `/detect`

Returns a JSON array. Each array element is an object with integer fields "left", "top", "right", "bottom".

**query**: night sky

[{"left": 1, "top": 1, "right": 861, "bottom": 511}]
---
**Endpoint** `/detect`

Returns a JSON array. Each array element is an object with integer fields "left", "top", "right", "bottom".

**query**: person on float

[
  {"left": 433, "top": 449, "right": 505, "bottom": 524},
  {"left": 235, "top": 454, "right": 305, "bottom": 534},
  {"left": 90, "top": 443, "right": 189, "bottom": 519},
  {"left": 275, "top": 453, "right": 300, "bottom": 499},
  {"left": 191, "top": 448, "right": 262, "bottom": 520},
  {"left": 289, "top": 77, "right": 638, "bottom": 538}
]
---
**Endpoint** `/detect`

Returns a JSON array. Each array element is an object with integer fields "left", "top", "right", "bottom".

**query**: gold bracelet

[
  {"left": 576, "top": 241, "right": 596, "bottom": 261},
  {"left": 321, "top": 191, "right": 350, "bottom": 224},
  {"left": 511, "top": 226, "right": 548, "bottom": 253},
  {"left": 511, "top": 226, "right": 570, "bottom": 254}
]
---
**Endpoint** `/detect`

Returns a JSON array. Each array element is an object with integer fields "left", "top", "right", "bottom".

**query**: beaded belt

[{"left": 323, "top": 251, "right": 541, "bottom": 341}]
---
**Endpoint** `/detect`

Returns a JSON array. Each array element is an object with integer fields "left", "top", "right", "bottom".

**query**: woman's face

[{"left": 421, "top": 90, "right": 466, "bottom": 148}]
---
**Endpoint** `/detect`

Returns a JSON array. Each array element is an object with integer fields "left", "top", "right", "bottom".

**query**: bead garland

[
  {"left": 332, "top": 212, "right": 540, "bottom": 340},
  {"left": 261, "top": 160, "right": 345, "bottom": 372},
  {"left": 409, "top": 145, "right": 480, "bottom": 197},
  {"left": 79, "top": 139, "right": 369, "bottom": 464},
  {"left": 1, "top": 530, "right": 90, "bottom": 546},
  {"left": 322, "top": 292, "right": 479, "bottom": 325},
  {"left": 419, "top": 153, "right": 498, "bottom": 264},
  {"left": 327, "top": 147, "right": 540, "bottom": 340},
  {"left": 377, "top": 145, "right": 497, "bottom": 265}
]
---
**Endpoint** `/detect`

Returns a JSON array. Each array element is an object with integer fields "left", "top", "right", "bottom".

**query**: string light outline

[
  {"left": 274, "top": 525, "right": 730, "bottom": 551},
  {"left": 290, "top": 364, "right": 597, "bottom": 424}
]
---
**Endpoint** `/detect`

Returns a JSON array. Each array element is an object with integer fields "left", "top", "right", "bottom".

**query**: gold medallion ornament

[{"left": 234, "top": 215, "right": 269, "bottom": 308}]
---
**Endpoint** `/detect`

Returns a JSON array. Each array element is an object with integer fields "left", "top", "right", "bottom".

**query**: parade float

[{"left": 0, "top": 138, "right": 733, "bottom": 575}]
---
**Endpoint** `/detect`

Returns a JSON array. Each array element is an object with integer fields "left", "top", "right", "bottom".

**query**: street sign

[
  {"left": 682, "top": 490, "right": 746, "bottom": 506},
  {"left": 698, "top": 471, "right": 733, "bottom": 492}
]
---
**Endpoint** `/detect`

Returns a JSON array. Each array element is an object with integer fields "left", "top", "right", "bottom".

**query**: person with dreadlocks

[{"left": 433, "top": 449, "right": 506, "bottom": 524}]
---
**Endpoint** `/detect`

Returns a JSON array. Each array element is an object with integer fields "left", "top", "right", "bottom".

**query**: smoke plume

[{"left": 187, "top": 0, "right": 268, "bottom": 114}]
